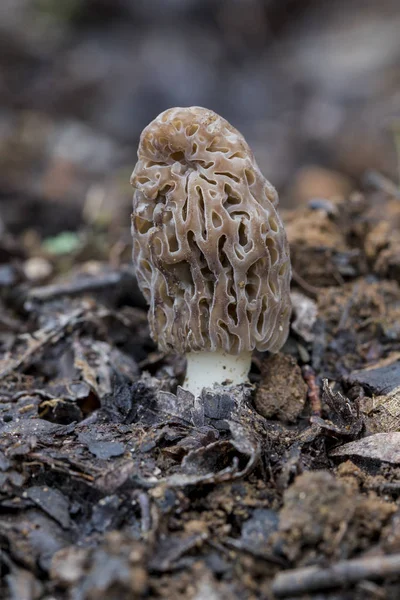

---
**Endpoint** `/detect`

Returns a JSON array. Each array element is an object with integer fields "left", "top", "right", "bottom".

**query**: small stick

[
  {"left": 302, "top": 365, "right": 322, "bottom": 416},
  {"left": 291, "top": 269, "right": 319, "bottom": 299},
  {"left": 28, "top": 269, "right": 134, "bottom": 301},
  {"left": 138, "top": 492, "right": 152, "bottom": 534},
  {"left": 363, "top": 170, "right": 400, "bottom": 198},
  {"left": 272, "top": 553, "right": 400, "bottom": 597}
]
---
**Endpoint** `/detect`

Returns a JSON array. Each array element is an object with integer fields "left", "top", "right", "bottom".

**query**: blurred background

[{"left": 0, "top": 0, "right": 399, "bottom": 242}]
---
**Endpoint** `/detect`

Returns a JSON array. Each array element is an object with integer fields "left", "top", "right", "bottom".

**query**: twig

[
  {"left": 291, "top": 269, "right": 319, "bottom": 299},
  {"left": 272, "top": 553, "right": 400, "bottom": 597},
  {"left": 25, "top": 452, "right": 99, "bottom": 481},
  {"left": 138, "top": 492, "right": 152, "bottom": 534},
  {"left": 302, "top": 365, "right": 321, "bottom": 416},
  {"left": 225, "top": 537, "right": 288, "bottom": 566},
  {"left": 363, "top": 170, "right": 400, "bottom": 198},
  {"left": 28, "top": 268, "right": 135, "bottom": 301}
]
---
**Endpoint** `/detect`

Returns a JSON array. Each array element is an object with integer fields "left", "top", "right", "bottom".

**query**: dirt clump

[{"left": 255, "top": 353, "right": 307, "bottom": 422}]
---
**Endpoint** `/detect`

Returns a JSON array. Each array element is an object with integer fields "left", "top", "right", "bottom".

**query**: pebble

[{"left": 23, "top": 257, "right": 53, "bottom": 281}]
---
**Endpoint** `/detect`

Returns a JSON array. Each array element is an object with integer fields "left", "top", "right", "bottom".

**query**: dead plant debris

[{"left": 1, "top": 187, "right": 400, "bottom": 599}]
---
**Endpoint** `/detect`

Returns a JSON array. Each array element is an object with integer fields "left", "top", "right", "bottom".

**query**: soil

[
  {"left": 1, "top": 184, "right": 400, "bottom": 600},
  {"left": 1, "top": 2, "right": 400, "bottom": 598}
]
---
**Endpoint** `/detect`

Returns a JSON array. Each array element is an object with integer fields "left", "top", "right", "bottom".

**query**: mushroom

[{"left": 131, "top": 107, "right": 291, "bottom": 396}]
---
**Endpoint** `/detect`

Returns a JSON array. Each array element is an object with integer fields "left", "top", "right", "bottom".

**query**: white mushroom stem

[{"left": 183, "top": 350, "right": 252, "bottom": 397}]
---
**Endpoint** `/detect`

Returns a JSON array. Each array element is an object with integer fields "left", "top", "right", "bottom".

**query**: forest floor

[
  {"left": 0, "top": 180, "right": 400, "bottom": 600},
  {"left": 1, "top": 2, "right": 400, "bottom": 597}
]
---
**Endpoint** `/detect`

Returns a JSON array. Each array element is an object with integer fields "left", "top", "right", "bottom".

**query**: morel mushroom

[{"left": 131, "top": 107, "right": 291, "bottom": 396}]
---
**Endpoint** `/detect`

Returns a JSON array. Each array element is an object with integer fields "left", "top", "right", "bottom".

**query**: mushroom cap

[{"left": 131, "top": 106, "right": 291, "bottom": 355}]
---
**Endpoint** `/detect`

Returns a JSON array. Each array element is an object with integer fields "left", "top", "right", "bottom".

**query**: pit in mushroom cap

[{"left": 131, "top": 106, "right": 291, "bottom": 395}]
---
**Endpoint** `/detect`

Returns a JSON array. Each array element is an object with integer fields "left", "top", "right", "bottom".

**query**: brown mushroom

[{"left": 131, "top": 106, "right": 291, "bottom": 395}]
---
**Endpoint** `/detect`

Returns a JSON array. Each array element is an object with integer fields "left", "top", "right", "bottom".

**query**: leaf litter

[{"left": 0, "top": 188, "right": 400, "bottom": 599}]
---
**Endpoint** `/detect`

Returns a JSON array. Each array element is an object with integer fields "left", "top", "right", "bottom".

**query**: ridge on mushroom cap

[{"left": 131, "top": 106, "right": 291, "bottom": 355}]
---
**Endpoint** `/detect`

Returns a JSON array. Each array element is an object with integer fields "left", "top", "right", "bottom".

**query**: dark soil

[
  {"left": 1, "top": 185, "right": 400, "bottom": 600},
  {"left": 1, "top": 1, "right": 400, "bottom": 598}
]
